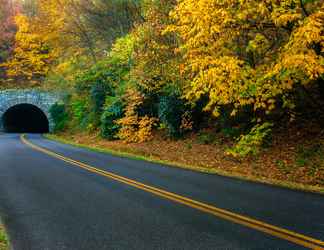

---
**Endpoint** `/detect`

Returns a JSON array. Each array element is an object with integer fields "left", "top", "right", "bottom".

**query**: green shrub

[
  {"left": 0, "top": 223, "right": 8, "bottom": 250},
  {"left": 197, "top": 131, "right": 217, "bottom": 145},
  {"left": 90, "top": 82, "right": 108, "bottom": 114},
  {"left": 158, "top": 95, "right": 185, "bottom": 138},
  {"left": 295, "top": 143, "right": 324, "bottom": 167},
  {"left": 74, "top": 62, "right": 114, "bottom": 95},
  {"left": 67, "top": 35, "right": 134, "bottom": 134},
  {"left": 221, "top": 127, "right": 242, "bottom": 139},
  {"left": 218, "top": 106, "right": 253, "bottom": 138},
  {"left": 74, "top": 68, "right": 113, "bottom": 128},
  {"left": 70, "top": 98, "right": 88, "bottom": 126},
  {"left": 49, "top": 103, "right": 69, "bottom": 132},
  {"left": 100, "top": 96, "right": 124, "bottom": 139},
  {"left": 227, "top": 122, "right": 273, "bottom": 158}
]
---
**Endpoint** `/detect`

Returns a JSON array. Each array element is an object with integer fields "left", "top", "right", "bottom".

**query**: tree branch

[{"left": 300, "top": 0, "right": 309, "bottom": 17}]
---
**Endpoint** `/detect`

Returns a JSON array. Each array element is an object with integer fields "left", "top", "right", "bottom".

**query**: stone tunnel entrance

[{"left": 2, "top": 104, "right": 49, "bottom": 133}]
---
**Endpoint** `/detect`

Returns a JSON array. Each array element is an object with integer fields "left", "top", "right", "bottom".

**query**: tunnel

[{"left": 2, "top": 104, "right": 49, "bottom": 133}]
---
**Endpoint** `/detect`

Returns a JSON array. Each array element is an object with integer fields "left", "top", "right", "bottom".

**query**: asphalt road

[{"left": 0, "top": 133, "right": 323, "bottom": 250}]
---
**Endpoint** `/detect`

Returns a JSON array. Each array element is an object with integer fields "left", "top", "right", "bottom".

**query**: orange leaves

[{"left": 117, "top": 89, "right": 157, "bottom": 143}]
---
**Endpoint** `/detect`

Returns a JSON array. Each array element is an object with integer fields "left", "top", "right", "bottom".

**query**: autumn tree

[
  {"left": 0, "top": 0, "right": 18, "bottom": 80},
  {"left": 77, "top": 0, "right": 143, "bottom": 46},
  {"left": 131, "top": 0, "right": 181, "bottom": 94},
  {"left": 4, "top": 14, "right": 56, "bottom": 85},
  {"left": 167, "top": 0, "right": 324, "bottom": 121},
  {"left": 28, "top": 0, "right": 143, "bottom": 64}
]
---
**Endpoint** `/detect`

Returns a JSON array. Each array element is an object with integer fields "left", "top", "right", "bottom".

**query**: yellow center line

[{"left": 21, "top": 134, "right": 324, "bottom": 250}]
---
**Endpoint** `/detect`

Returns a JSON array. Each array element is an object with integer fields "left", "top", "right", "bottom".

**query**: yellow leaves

[
  {"left": 290, "top": 54, "right": 323, "bottom": 81},
  {"left": 130, "top": 1, "right": 183, "bottom": 95},
  {"left": 167, "top": 0, "right": 324, "bottom": 116},
  {"left": 272, "top": 13, "right": 302, "bottom": 27},
  {"left": 109, "top": 34, "right": 135, "bottom": 64},
  {"left": 287, "top": 10, "right": 324, "bottom": 51},
  {"left": 270, "top": 0, "right": 303, "bottom": 27},
  {"left": 3, "top": 14, "right": 56, "bottom": 82},
  {"left": 246, "top": 34, "right": 270, "bottom": 56},
  {"left": 275, "top": 12, "right": 324, "bottom": 83},
  {"left": 117, "top": 89, "right": 157, "bottom": 143},
  {"left": 185, "top": 55, "right": 254, "bottom": 114},
  {"left": 137, "top": 116, "right": 157, "bottom": 142}
]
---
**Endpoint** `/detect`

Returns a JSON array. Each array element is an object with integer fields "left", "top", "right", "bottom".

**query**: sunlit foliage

[
  {"left": 167, "top": 0, "right": 324, "bottom": 117},
  {"left": 117, "top": 88, "right": 157, "bottom": 142},
  {"left": 4, "top": 14, "right": 56, "bottom": 84}
]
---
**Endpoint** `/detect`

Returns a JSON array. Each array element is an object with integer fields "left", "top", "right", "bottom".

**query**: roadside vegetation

[
  {"left": 0, "top": 223, "right": 8, "bottom": 250},
  {"left": 1, "top": 1, "right": 323, "bottom": 190}
]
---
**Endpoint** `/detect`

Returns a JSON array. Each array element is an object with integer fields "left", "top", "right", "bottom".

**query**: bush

[
  {"left": 117, "top": 89, "right": 157, "bottom": 142},
  {"left": 197, "top": 131, "right": 216, "bottom": 145},
  {"left": 101, "top": 96, "right": 124, "bottom": 140},
  {"left": 90, "top": 81, "right": 108, "bottom": 114},
  {"left": 74, "top": 62, "right": 114, "bottom": 95},
  {"left": 70, "top": 97, "right": 88, "bottom": 128},
  {"left": 71, "top": 35, "right": 135, "bottom": 133},
  {"left": 295, "top": 143, "right": 324, "bottom": 167},
  {"left": 218, "top": 106, "right": 253, "bottom": 138},
  {"left": 158, "top": 95, "right": 185, "bottom": 138},
  {"left": 221, "top": 127, "right": 242, "bottom": 139},
  {"left": 49, "top": 103, "right": 69, "bottom": 132},
  {"left": 227, "top": 122, "right": 273, "bottom": 158}
]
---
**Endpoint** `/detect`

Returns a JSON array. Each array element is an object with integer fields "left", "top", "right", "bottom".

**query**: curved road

[{"left": 0, "top": 134, "right": 323, "bottom": 250}]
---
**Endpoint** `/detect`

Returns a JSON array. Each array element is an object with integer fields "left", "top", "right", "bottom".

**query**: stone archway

[{"left": 0, "top": 90, "right": 62, "bottom": 132}]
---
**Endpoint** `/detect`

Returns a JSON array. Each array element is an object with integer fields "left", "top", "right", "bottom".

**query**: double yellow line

[{"left": 21, "top": 134, "right": 324, "bottom": 249}]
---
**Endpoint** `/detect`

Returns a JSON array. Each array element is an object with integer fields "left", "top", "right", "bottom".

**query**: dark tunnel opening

[{"left": 2, "top": 104, "right": 49, "bottom": 133}]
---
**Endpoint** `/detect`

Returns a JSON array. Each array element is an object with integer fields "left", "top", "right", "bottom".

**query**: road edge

[{"left": 44, "top": 134, "right": 324, "bottom": 195}]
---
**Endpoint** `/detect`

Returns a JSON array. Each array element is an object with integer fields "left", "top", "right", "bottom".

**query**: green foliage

[
  {"left": 49, "top": 103, "right": 68, "bottom": 132},
  {"left": 109, "top": 34, "right": 135, "bottom": 66},
  {"left": 75, "top": 34, "right": 134, "bottom": 93},
  {"left": 70, "top": 97, "right": 88, "bottom": 128},
  {"left": 75, "top": 64, "right": 112, "bottom": 95},
  {"left": 101, "top": 96, "right": 124, "bottom": 139},
  {"left": 197, "top": 131, "right": 217, "bottom": 145},
  {"left": 275, "top": 160, "right": 292, "bottom": 174},
  {"left": 227, "top": 123, "right": 273, "bottom": 158},
  {"left": 76, "top": 36, "right": 133, "bottom": 92},
  {"left": 130, "top": 0, "right": 182, "bottom": 94},
  {"left": 70, "top": 35, "right": 135, "bottom": 132},
  {"left": 0, "top": 223, "right": 8, "bottom": 250},
  {"left": 221, "top": 127, "right": 242, "bottom": 139},
  {"left": 185, "top": 142, "right": 192, "bottom": 150},
  {"left": 296, "top": 143, "right": 324, "bottom": 167},
  {"left": 90, "top": 81, "right": 107, "bottom": 114},
  {"left": 158, "top": 95, "right": 185, "bottom": 138},
  {"left": 218, "top": 106, "right": 253, "bottom": 138}
]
